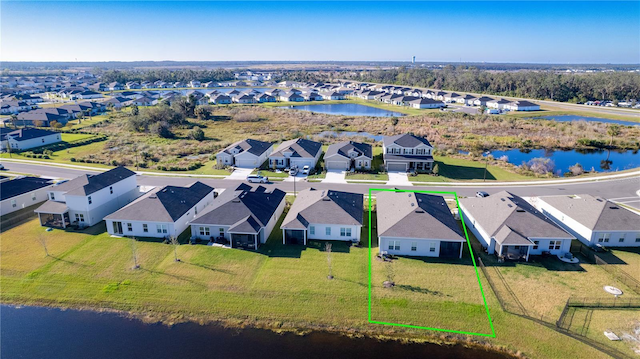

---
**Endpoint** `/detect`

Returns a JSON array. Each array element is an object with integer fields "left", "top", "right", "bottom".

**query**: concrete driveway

[
  {"left": 225, "top": 167, "right": 254, "bottom": 180},
  {"left": 386, "top": 171, "right": 413, "bottom": 186},
  {"left": 322, "top": 170, "right": 347, "bottom": 183},
  {"left": 283, "top": 172, "right": 308, "bottom": 182}
]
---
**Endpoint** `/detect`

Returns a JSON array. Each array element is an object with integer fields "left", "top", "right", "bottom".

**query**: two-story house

[
  {"left": 382, "top": 134, "right": 434, "bottom": 172},
  {"left": 34, "top": 167, "right": 140, "bottom": 228}
]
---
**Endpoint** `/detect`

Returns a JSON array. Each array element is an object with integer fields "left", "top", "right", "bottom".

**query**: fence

[{"left": 594, "top": 254, "right": 640, "bottom": 295}]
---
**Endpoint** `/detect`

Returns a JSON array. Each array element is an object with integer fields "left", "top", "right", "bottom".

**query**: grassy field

[
  {"left": 0, "top": 209, "right": 620, "bottom": 359},
  {"left": 512, "top": 107, "right": 640, "bottom": 123},
  {"left": 564, "top": 308, "right": 640, "bottom": 357},
  {"left": 410, "top": 156, "right": 532, "bottom": 182}
]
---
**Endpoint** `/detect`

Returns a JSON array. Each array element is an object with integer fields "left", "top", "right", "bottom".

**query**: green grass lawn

[
  {"left": 346, "top": 173, "right": 389, "bottom": 181},
  {"left": 0, "top": 213, "right": 619, "bottom": 359},
  {"left": 507, "top": 109, "right": 640, "bottom": 123},
  {"left": 410, "top": 156, "right": 532, "bottom": 182},
  {"left": 564, "top": 308, "right": 640, "bottom": 357},
  {"left": 60, "top": 133, "right": 96, "bottom": 142}
]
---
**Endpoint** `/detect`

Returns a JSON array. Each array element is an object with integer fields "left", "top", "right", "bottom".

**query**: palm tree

[{"left": 607, "top": 124, "right": 620, "bottom": 147}]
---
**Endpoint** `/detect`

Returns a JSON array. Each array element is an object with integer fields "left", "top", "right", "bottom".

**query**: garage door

[
  {"left": 387, "top": 163, "right": 407, "bottom": 172},
  {"left": 235, "top": 159, "right": 256, "bottom": 168},
  {"left": 326, "top": 161, "right": 347, "bottom": 170}
]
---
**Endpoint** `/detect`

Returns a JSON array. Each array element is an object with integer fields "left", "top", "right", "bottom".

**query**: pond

[
  {"left": 281, "top": 103, "right": 405, "bottom": 117},
  {"left": 485, "top": 148, "right": 640, "bottom": 175},
  {"left": 0, "top": 305, "right": 513, "bottom": 359},
  {"left": 319, "top": 130, "right": 384, "bottom": 141},
  {"left": 531, "top": 115, "right": 639, "bottom": 127}
]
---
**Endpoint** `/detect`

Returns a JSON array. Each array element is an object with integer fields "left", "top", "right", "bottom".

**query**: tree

[
  {"left": 325, "top": 242, "right": 333, "bottom": 280},
  {"left": 390, "top": 117, "right": 399, "bottom": 127},
  {"left": 150, "top": 121, "right": 173, "bottom": 138},
  {"left": 607, "top": 124, "right": 620, "bottom": 147},
  {"left": 9, "top": 114, "right": 18, "bottom": 128},
  {"left": 432, "top": 163, "right": 440, "bottom": 176},
  {"left": 170, "top": 236, "right": 180, "bottom": 262},
  {"left": 569, "top": 163, "right": 584, "bottom": 176},
  {"left": 131, "top": 104, "right": 139, "bottom": 116},
  {"left": 188, "top": 126, "right": 205, "bottom": 141},
  {"left": 195, "top": 106, "right": 212, "bottom": 121}
]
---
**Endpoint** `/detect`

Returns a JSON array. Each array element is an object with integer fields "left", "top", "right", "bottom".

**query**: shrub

[{"left": 188, "top": 127, "right": 205, "bottom": 141}]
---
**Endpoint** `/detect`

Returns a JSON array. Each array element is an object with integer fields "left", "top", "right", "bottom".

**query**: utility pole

[{"left": 483, "top": 151, "right": 490, "bottom": 182}]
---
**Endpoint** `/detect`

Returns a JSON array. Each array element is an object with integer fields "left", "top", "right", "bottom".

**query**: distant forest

[
  {"left": 100, "top": 69, "right": 235, "bottom": 83},
  {"left": 283, "top": 67, "right": 640, "bottom": 102}
]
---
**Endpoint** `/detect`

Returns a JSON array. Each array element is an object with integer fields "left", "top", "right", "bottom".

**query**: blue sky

[{"left": 2, "top": 1, "right": 639, "bottom": 63}]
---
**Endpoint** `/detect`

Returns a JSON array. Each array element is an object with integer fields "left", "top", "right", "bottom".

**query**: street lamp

[{"left": 483, "top": 151, "right": 491, "bottom": 182}]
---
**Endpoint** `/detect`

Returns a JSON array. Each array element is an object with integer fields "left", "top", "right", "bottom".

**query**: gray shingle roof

[
  {"left": 324, "top": 141, "right": 372, "bottom": 160},
  {"left": 460, "top": 191, "right": 574, "bottom": 245},
  {"left": 0, "top": 128, "right": 58, "bottom": 142},
  {"left": 65, "top": 167, "right": 136, "bottom": 196},
  {"left": 270, "top": 138, "right": 322, "bottom": 159},
  {"left": 382, "top": 134, "right": 432, "bottom": 148},
  {"left": 105, "top": 182, "right": 214, "bottom": 223},
  {"left": 219, "top": 139, "right": 272, "bottom": 157},
  {"left": 0, "top": 176, "right": 53, "bottom": 201},
  {"left": 538, "top": 194, "right": 640, "bottom": 231},
  {"left": 281, "top": 188, "right": 363, "bottom": 230},
  {"left": 376, "top": 192, "right": 465, "bottom": 241}
]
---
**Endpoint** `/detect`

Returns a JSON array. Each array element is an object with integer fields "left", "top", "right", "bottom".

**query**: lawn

[
  {"left": 564, "top": 308, "right": 640, "bottom": 357},
  {"left": 60, "top": 133, "right": 96, "bottom": 142},
  {"left": 508, "top": 108, "right": 640, "bottom": 124},
  {"left": 346, "top": 173, "right": 389, "bottom": 181},
  {"left": 410, "top": 155, "right": 532, "bottom": 182},
  {"left": 0, "top": 212, "right": 618, "bottom": 359}
]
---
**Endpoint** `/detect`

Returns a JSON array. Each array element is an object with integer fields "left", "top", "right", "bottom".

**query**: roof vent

[
  {"left": 500, "top": 198, "right": 505, "bottom": 201},
  {"left": 516, "top": 208, "right": 525, "bottom": 212},
  {"left": 410, "top": 203, "right": 415, "bottom": 207},
  {"left": 232, "top": 198, "right": 241, "bottom": 203},
  {"left": 415, "top": 209, "right": 424, "bottom": 213},
  {"left": 322, "top": 197, "right": 331, "bottom": 201},
  {"left": 609, "top": 206, "right": 619, "bottom": 209}
]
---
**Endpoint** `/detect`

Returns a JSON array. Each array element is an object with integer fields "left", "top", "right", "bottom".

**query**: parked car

[
  {"left": 302, "top": 165, "right": 310, "bottom": 175},
  {"left": 0, "top": 164, "right": 4, "bottom": 170},
  {"left": 290, "top": 167, "right": 298, "bottom": 176},
  {"left": 476, "top": 191, "right": 490, "bottom": 198},
  {"left": 247, "top": 175, "right": 268, "bottom": 183}
]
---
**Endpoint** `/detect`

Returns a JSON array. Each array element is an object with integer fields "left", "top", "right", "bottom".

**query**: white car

[
  {"left": 246, "top": 175, "right": 268, "bottom": 183},
  {"left": 302, "top": 165, "right": 310, "bottom": 175}
]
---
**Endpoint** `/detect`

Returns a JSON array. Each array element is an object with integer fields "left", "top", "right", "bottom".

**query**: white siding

[
  {"left": 0, "top": 185, "right": 53, "bottom": 216},
  {"left": 307, "top": 223, "right": 361, "bottom": 242},
  {"left": 379, "top": 236, "right": 443, "bottom": 257}
]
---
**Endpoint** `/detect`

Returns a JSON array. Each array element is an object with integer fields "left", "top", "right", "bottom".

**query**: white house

[
  {"left": 216, "top": 139, "right": 273, "bottom": 168},
  {"left": 486, "top": 98, "right": 512, "bottom": 110},
  {"left": 0, "top": 128, "right": 62, "bottom": 152},
  {"left": 459, "top": 191, "right": 575, "bottom": 261},
  {"left": 35, "top": 167, "right": 140, "bottom": 228},
  {"left": 104, "top": 182, "right": 215, "bottom": 239},
  {"left": 0, "top": 176, "right": 54, "bottom": 216},
  {"left": 533, "top": 194, "right": 640, "bottom": 248},
  {"left": 505, "top": 100, "right": 540, "bottom": 111},
  {"left": 382, "top": 134, "right": 434, "bottom": 172},
  {"left": 280, "top": 188, "right": 363, "bottom": 245},
  {"left": 324, "top": 141, "right": 372, "bottom": 171},
  {"left": 190, "top": 184, "right": 286, "bottom": 249},
  {"left": 268, "top": 138, "right": 323, "bottom": 169},
  {"left": 376, "top": 191, "right": 466, "bottom": 258},
  {"left": 409, "top": 98, "right": 445, "bottom": 109}
]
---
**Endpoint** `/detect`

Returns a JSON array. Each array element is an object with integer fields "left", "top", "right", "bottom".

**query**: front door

[{"left": 112, "top": 221, "right": 123, "bottom": 235}]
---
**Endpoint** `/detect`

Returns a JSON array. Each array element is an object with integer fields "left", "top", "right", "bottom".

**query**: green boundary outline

[{"left": 367, "top": 188, "right": 496, "bottom": 338}]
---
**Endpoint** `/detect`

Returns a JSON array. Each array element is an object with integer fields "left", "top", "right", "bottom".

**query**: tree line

[{"left": 101, "top": 68, "right": 235, "bottom": 84}]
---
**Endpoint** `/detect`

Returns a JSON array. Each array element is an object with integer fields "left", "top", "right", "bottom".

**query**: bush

[{"left": 188, "top": 127, "right": 205, "bottom": 141}]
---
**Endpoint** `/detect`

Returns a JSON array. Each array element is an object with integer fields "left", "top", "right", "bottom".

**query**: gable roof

[
  {"left": 383, "top": 134, "right": 432, "bottom": 148},
  {"left": 105, "top": 182, "right": 214, "bottom": 223},
  {"left": 0, "top": 176, "right": 54, "bottom": 201},
  {"left": 460, "top": 191, "right": 574, "bottom": 245},
  {"left": 64, "top": 167, "right": 136, "bottom": 196},
  {"left": 191, "top": 185, "right": 286, "bottom": 233},
  {"left": 270, "top": 138, "right": 322, "bottom": 159},
  {"left": 281, "top": 188, "right": 363, "bottom": 230},
  {"left": 538, "top": 194, "right": 640, "bottom": 231},
  {"left": 324, "top": 141, "right": 372, "bottom": 160},
  {"left": 376, "top": 192, "right": 464, "bottom": 241}
]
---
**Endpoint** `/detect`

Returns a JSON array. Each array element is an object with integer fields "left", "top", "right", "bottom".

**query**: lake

[
  {"left": 0, "top": 305, "right": 513, "bottom": 359},
  {"left": 281, "top": 103, "right": 405, "bottom": 117},
  {"left": 532, "top": 115, "right": 639, "bottom": 127},
  {"left": 486, "top": 148, "right": 640, "bottom": 175}
]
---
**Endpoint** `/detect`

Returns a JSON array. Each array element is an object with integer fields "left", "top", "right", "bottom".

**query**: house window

[
  {"left": 50, "top": 193, "right": 55, "bottom": 200},
  {"left": 636, "top": 235, "right": 640, "bottom": 243},
  {"left": 533, "top": 241, "right": 539, "bottom": 250},
  {"left": 143, "top": 224, "right": 148, "bottom": 233},
  {"left": 310, "top": 226, "right": 315, "bottom": 235},
  {"left": 326, "top": 227, "right": 331, "bottom": 236},
  {"left": 88, "top": 196, "right": 92, "bottom": 205},
  {"left": 388, "top": 240, "right": 400, "bottom": 251},
  {"left": 548, "top": 240, "right": 561, "bottom": 250},
  {"left": 619, "top": 237, "right": 625, "bottom": 243},
  {"left": 127, "top": 223, "right": 132, "bottom": 232},
  {"left": 429, "top": 243, "right": 436, "bottom": 252},
  {"left": 199, "top": 227, "right": 210, "bottom": 236},
  {"left": 11, "top": 199, "right": 16, "bottom": 208},
  {"left": 110, "top": 186, "right": 113, "bottom": 194},
  {"left": 32, "top": 192, "right": 37, "bottom": 201},
  {"left": 75, "top": 213, "right": 84, "bottom": 222},
  {"left": 597, "top": 233, "right": 610, "bottom": 243},
  {"left": 411, "top": 242, "right": 417, "bottom": 251},
  {"left": 157, "top": 224, "right": 168, "bottom": 234},
  {"left": 340, "top": 228, "right": 352, "bottom": 237}
]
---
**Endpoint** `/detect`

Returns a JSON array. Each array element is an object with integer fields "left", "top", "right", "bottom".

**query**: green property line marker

[{"left": 367, "top": 188, "right": 496, "bottom": 338}]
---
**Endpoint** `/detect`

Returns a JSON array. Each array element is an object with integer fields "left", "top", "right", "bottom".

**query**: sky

[{"left": 1, "top": 1, "right": 639, "bottom": 64}]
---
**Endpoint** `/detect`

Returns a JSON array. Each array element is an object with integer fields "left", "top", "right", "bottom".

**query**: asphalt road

[{"left": 4, "top": 161, "right": 640, "bottom": 209}]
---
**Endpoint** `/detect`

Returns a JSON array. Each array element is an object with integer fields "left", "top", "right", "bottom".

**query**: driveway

[
  {"left": 322, "top": 170, "right": 347, "bottom": 183},
  {"left": 225, "top": 167, "right": 254, "bottom": 180},
  {"left": 386, "top": 171, "right": 413, "bottom": 186},
  {"left": 283, "top": 173, "right": 308, "bottom": 182}
]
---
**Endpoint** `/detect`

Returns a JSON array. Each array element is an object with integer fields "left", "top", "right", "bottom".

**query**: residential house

[
  {"left": 268, "top": 138, "right": 323, "bottom": 169},
  {"left": 0, "top": 128, "right": 62, "bottom": 152},
  {"left": 0, "top": 176, "right": 55, "bottom": 216},
  {"left": 533, "top": 194, "right": 640, "bottom": 248},
  {"left": 459, "top": 191, "right": 575, "bottom": 261},
  {"left": 216, "top": 139, "right": 274, "bottom": 168},
  {"left": 321, "top": 91, "right": 345, "bottom": 100},
  {"left": 280, "top": 188, "right": 363, "bottom": 245},
  {"left": 473, "top": 96, "right": 495, "bottom": 107},
  {"left": 409, "top": 98, "right": 445, "bottom": 109},
  {"left": 190, "top": 184, "right": 286, "bottom": 249},
  {"left": 132, "top": 96, "right": 157, "bottom": 107},
  {"left": 210, "top": 94, "right": 232, "bottom": 104},
  {"left": 189, "top": 80, "right": 202, "bottom": 88},
  {"left": 107, "top": 82, "right": 123, "bottom": 91},
  {"left": 376, "top": 191, "right": 466, "bottom": 258},
  {"left": 255, "top": 93, "right": 276, "bottom": 103},
  {"left": 486, "top": 98, "right": 512, "bottom": 110},
  {"left": 382, "top": 134, "right": 434, "bottom": 172},
  {"left": 104, "top": 182, "right": 215, "bottom": 239},
  {"left": 35, "top": 167, "right": 140, "bottom": 228},
  {"left": 279, "top": 92, "right": 305, "bottom": 102},
  {"left": 324, "top": 141, "right": 372, "bottom": 171},
  {"left": 458, "top": 94, "right": 477, "bottom": 105},
  {"left": 104, "top": 96, "right": 132, "bottom": 109},
  {"left": 505, "top": 101, "right": 540, "bottom": 111},
  {"left": 444, "top": 93, "right": 462, "bottom": 103}
]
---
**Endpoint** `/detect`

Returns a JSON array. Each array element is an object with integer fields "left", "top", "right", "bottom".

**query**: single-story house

[
  {"left": 473, "top": 96, "right": 495, "bottom": 107},
  {"left": 486, "top": 98, "right": 512, "bottom": 110},
  {"left": 104, "top": 182, "right": 215, "bottom": 239},
  {"left": 533, "top": 194, "right": 640, "bottom": 248},
  {"left": 280, "top": 188, "right": 363, "bottom": 245},
  {"left": 268, "top": 138, "right": 323, "bottom": 169},
  {"left": 190, "top": 184, "right": 286, "bottom": 249},
  {"left": 0, "top": 176, "right": 55, "bottom": 216},
  {"left": 459, "top": 191, "right": 575, "bottom": 261},
  {"left": 409, "top": 98, "right": 445, "bottom": 109},
  {"left": 0, "top": 128, "right": 62, "bottom": 152},
  {"left": 376, "top": 191, "right": 466, "bottom": 258},
  {"left": 324, "top": 141, "right": 372, "bottom": 171},
  {"left": 216, "top": 139, "right": 273, "bottom": 168},
  {"left": 505, "top": 100, "right": 540, "bottom": 111}
]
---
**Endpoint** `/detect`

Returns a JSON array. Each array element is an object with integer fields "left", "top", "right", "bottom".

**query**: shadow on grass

[
  {"left": 183, "top": 261, "right": 234, "bottom": 275},
  {"left": 396, "top": 284, "right": 448, "bottom": 297},
  {"left": 139, "top": 267, "right": 207, "bottom": 289},
  {"left": 259, "top": 243, "right": 306, "bottom": 258},
  {"left": 307, "top": 240, "right": 352, "bottom": 253},
  {"left": 437, "top": 161, "right": 497, "bottom": 181}
]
